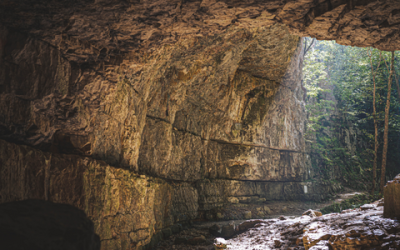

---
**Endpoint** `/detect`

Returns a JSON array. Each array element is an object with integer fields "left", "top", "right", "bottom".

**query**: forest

[{"left": 303, "top": 38, "right": 400, "bottom": 195}]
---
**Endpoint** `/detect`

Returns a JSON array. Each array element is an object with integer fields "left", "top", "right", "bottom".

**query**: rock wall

[
  {"left": 0, "top": 139, "right": 197, "bottom": 249},
  {"left": 0, "top": 21, "right": 311, "bottom": 181},
  {"left": 0, "top": 1, "right": 361, "bottom": 249},
  {"left": 0, "top": 13, "right": 326, "bottom": 248},
  {"left": 0, "top": 138, "right": 338, "bottom": 249}
]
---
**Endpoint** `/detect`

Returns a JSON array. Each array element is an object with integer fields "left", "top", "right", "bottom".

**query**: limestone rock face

[
  {"left": 0, "top": 11, "right": 314, "bottom": 248},
  {"left": 0, "top": 139, "right": 197, "bottom": 249},
  {"left": 2, "top": 0, "right": 397, "bottom": 248},
  {"left": 0, "top": 21, "right": 309, "bottom": 181},
  {"left": 384, "top": 174, "right": 400, "bottom": 219}
]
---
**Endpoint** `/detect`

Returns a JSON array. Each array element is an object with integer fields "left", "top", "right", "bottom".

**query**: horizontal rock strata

[
  {"left": 0, "top": 139, "right": 197, "bottom": 249},
  {"left": 0, "top": 139, "right": 337, "bottom": 249}
]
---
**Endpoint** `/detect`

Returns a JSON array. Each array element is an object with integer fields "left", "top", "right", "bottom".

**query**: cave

[{"left": 0, "top": 0, "right": 400, "bottom": 249}]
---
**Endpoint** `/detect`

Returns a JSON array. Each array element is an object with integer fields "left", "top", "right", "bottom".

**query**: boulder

[
  {"left": 214, "top": 238, "right": 228, "bottom": 249},
  {"left": 209, "top": 224, "right": 222, "bottom": 237},
  {"left": 303, "top": 209, "right": 323, "bottom": 217},
  {"left": 360, "top": 204, "right": 376, "bottom": 211},
  {"left": 384, "top": 174, "right": 400, "bottom": 219},
  {"left": 221, "top": 224, "right": 236, "bottom": 238}
]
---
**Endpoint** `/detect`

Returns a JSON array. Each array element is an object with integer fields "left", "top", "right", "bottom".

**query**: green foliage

[
  {"left": 320, "top": 194, "right": 381, "bottom": 214},
  {"left": 303, "top": 38, "right": 400, "bottom": 190}
]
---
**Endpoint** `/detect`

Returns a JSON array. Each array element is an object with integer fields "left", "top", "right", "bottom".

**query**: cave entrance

[{"left": 302, "top": 37, "right": 400, "bottom": 194}]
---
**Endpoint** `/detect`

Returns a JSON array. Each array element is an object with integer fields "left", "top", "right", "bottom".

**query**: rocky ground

[{"left": 155, "top": 192, "right": 400, "bottom": 250}]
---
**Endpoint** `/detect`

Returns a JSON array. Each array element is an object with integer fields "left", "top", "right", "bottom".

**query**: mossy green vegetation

[{"left": 320, "top": 193, "right": 381, "bottom": 214}]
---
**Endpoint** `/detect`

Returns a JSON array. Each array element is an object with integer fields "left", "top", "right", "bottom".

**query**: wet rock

[
  {"left": 238, "top": 220, "right": 264, "bottom": 232},
  {"left": 274, "top": 240, "right": 282, "bottom": 247},
  {"left": 279, "top": 215, "right": 287, "bottom": 220},
  {"left": 360, "top": 204, "right": 375, "bottom": 211},
  {"left": 384, "top": 174, "right": 400, "bottom": 219},
  {"left": 225, "top": 203, "right": 400, "bottom": 249}
]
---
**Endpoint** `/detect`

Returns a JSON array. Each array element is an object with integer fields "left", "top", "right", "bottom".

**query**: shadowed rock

[{"left": 0, "top": 199, "right": 100, "bottom": 250}]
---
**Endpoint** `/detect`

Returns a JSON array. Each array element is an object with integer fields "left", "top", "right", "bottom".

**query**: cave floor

[{"left": 155, "top": 190, "right": 374, "bottom": 250}]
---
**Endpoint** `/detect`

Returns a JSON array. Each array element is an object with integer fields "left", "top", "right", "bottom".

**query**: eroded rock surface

[{"left": 0, "top": 0, "right": 399, "bottom": 58}]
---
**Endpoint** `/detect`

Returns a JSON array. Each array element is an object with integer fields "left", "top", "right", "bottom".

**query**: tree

[
  {"left": 380, "top": 51, "right": 395, "bottom": 193},
  {"left": 368, "top": 49, "right": 381, "bottom": 194},
  {"left": 304, "top": 39, "right": 400, "bottom": 191}
]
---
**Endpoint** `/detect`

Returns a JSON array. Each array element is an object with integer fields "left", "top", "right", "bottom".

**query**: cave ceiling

[{"left": 1, "top": 0, "right": 399, "bottom": 68}]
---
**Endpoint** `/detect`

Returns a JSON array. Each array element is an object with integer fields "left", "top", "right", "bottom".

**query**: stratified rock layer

[
  {"left": 0, "top": 139, "right": 197, "bottom": 249},
  {"left": 0, "top": 140, "right": 335, "bottom": 249},
  {"left": 384, "top": 174, "right": 400, "bottom": 219}
]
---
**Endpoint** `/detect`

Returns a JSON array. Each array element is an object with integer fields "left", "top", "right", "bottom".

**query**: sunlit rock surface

[
  {"left": 0, "top": 22, "right": 309, "bottom": 179},
  {"left": 225, "top": 204, "right": 400, "bottom": 250}
]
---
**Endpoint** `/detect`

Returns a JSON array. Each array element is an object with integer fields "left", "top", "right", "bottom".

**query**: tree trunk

[
  {"left": 380, "top": 51, "right": 395, "bottom": 193},
  {"left": 368, "top": 49, "right": 380, "bottom": 195},
  {"left": 395, "top": 75, "right": 400, "bottom": 102}
]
